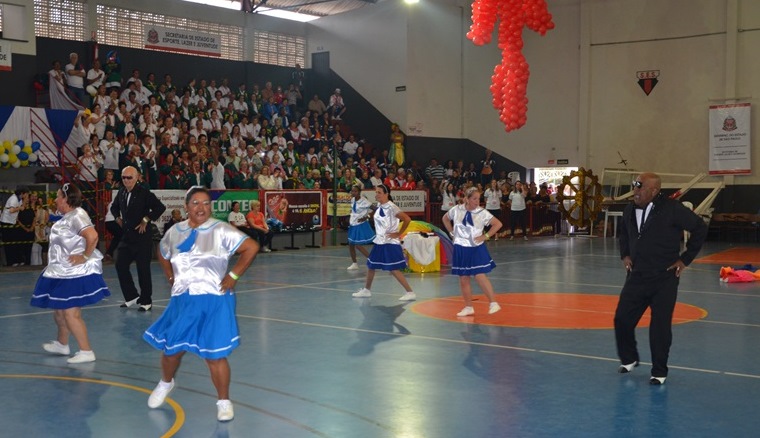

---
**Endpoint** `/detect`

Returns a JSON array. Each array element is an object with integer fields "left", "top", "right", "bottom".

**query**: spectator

[
  {"left": 227, "top": 202, "right": 248, "bottom": 230},
  {"left": 246, "top": 200, "right": 273, "bottom": 253},
  {"left": 484, "top": 179, "right": 502, "bottom": 240},
  {"left": 401, "top": 172, "right": 417, "bottom": 190},
  {"left": 441, "top": 182, "right": 458, "bottom": 212},
  {"left": 308, "top": 94, "right": 327, "bottom": 115},
  {"left": 163, "top": 209, "right": 183, "bottom": 234},
  {"left": 425, "top": 158, "right": 445, "bottom": 183},
  {"left": 328, "top": 88, "right": 346, "bottom": 120},
  {"left": 370, "top": 168, "right": 384, "bottom": 187},
  {"left": 65, "top": 52, "right": 87, "bottom": 106},
  {"left": 480, "top": 149, "right": 496, "bottom": 185},
  {"left": 508, "top": 181, "right": 528, "bottom": 240}
]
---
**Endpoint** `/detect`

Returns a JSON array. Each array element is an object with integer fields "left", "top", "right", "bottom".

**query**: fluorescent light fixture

[
  {"left": 178, "top": 0, "right": 321, "bottom": 22},
  {"left": 257, "top": 7, "right": 320, "bottom": 22},
  {"left": 404, "top": 0, "right": 420, "bottom": 4}
]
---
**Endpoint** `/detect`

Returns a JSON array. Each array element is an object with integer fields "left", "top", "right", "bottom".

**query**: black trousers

[
  {"left": 241, "top": 227, "right": 273, "bottom": 249},
  {"left": 510, "top": 209, "right": 527, "bottom": 235},
  {"left": 1, "top": 224, "right": 23, "bottom": 266},
  {"left": 115, "top": 237, "right": 154, "bottom": 305},
  {"left": 614, "top": 270, "right": 679, "bottom": 378},
  {"left": 105, "top": 221, "right": 123, "bottom": 257}
]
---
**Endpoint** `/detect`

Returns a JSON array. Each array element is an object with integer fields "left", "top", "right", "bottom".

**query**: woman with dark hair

[
  {"left": 443, "top": 187, "right": 502, "bottom": 317},
  {"left": 30, "top": 183, "right": 111, "bottom": 363},
  {"left": 1, "top": 186, "right": 30, "bottom": 266},
  {"left": 508, "top": 180, "right": 528, "bottom": 240},
  {"left": 352, "top": 184, "right": 415, "bottom": 301},
  {"left": 346, "top": 185, "right": 375, "bottom": 270},
  {"left": 144, "top": 186, "right": 259, "bottom": 421}
]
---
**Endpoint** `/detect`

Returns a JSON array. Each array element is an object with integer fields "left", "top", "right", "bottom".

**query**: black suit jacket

[
  {"left": 110, "top": 184, "right": 166, "bottom": 243},
  {"left": 619, "top": 194, "right": 707, "bottom": 273}
]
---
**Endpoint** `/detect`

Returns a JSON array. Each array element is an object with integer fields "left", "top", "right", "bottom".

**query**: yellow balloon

[
  {"left": 22, "top": 146, "right": 33, "bottom": 154},
  {"left": 21, "top": 160, "right": 29, "bottom": 167},
  {"left": 2, "top": 141, "right": 10, "bottom": 150},
  {"left": 8, "top": 154, "right": 18, "bottom": 164}
]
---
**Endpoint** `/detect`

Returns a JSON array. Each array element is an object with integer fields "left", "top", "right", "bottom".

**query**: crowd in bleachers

[{"left": 52, "top": 52, "right": 559, "bottom": 212}]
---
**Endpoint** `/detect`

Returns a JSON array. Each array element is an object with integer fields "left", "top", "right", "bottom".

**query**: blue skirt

[
  {"left": 143, "top": 292, "right": 240, "bottom": 360},
  {"left": 30, "top": 273, "right": 111, "bottom": 309},
  {"left": 451, "top": 244, "right": 496, "bottom": 276},
  {"left": 367, "top": 243, "right": 407, "bottom": 271},
  {"left": 348, "top": 222, "right": 375, "bottom": 245}
]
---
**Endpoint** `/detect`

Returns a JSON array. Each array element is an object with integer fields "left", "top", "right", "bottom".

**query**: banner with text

[
  {"left": 0, "top": 41, "right": 11, "bottom": 72},
  {"left": 144, "top": 25, "right": 221, "bottom": 57},
  {"left": 367, "top": 190, "right": 426, "bottom": 214},
  {"left": 264, "top": 191, "right": 323, "bottom": 227},
  {"left": 326, "top": 190, "right": 427, "bottom": 216},
  {"left": 709, "top": 103, "right": 751, "bottom": 175},
  {"left": 147, "top": 190, "right": 260, "bottom": 233}
]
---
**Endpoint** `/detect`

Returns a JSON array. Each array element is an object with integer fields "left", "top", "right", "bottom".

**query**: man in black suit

[
  {"left": 615, "top": 172, "right": 707, "bottom": 385},
  {"left": 110, "top": 166, "right": 166, "bottom": 311}
]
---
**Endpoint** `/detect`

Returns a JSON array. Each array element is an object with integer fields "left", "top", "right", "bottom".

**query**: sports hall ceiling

[{"left": 248, "top": 0, "right": 378, "bottom": 17}]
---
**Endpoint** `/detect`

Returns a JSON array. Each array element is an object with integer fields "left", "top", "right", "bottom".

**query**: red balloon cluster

[{"left": 466, "top": 0, "right": 555, "bottom": 132}]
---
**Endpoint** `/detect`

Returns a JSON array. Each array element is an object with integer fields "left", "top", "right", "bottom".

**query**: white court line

[{"left": 235, "top": 313, "right": 760, "bottom": 380}]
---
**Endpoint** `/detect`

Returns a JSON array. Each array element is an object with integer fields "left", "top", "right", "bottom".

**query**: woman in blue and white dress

[
  {"left": 443, "top": 187, "right": 503, "bottom": 317},
  {"left": 31, "top": 183, "right": 110, "bottom": 364},
  {"left": 352, "top": 184, "right": 416, "bottom": 301},
  {"left": 144, "top": 186, "right": 259, "bottom": 422},
  {"left": 347, "top": 185, "right": 375, "bottom": 270}
]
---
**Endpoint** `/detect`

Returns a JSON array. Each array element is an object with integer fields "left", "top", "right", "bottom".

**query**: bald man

[
  {"left": 110, "top": 166, "right": 166, "bottom": 311},
  {"left": 614, "top": 172, "right": 707, "bottom": 385}
]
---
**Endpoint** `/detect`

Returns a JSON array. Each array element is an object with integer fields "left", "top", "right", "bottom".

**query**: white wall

[
  {"left": 308, "top": 0, "right": 408, "bottom": 127},
  {"left": 2, "top": 0, "right": 35, "bottom": 55},
  {"left": 406, "top": 1, "right": 464, "bottom": 137},
  {"left": 463, "top": 0, "right": 581, "bottom": 169}
]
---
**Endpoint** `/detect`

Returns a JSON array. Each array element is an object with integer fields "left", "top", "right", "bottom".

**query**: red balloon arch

[{"left": 466, "top": 0, "right": 555, "bottom": 132}]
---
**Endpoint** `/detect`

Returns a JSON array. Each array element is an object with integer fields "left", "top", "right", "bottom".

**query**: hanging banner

[
  {"left": 143, "top": 25, "right": 221, "bottom": 57},
  {"left": 0, "top": 41, "right": 11, "bottom": 72},
  {"left": 709, "top": 103, "right": 751, "bottom": 175},
  {"left": 208, "top": 189, "right": 260, "bottom": 222},
  {"left": 264, "top": 191, "right": 323, "bottom": 228}
]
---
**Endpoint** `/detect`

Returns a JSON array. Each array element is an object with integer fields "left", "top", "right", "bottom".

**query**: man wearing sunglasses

[
  {"left": 614, "top": 172, "right": 707, "bottom": 385},
  {"left": 110, "top": 166, "right": 166, "bottom": 311}
]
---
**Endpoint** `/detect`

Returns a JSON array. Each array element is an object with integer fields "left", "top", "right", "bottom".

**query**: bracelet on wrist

[
  {"left": 484, "top": 232, "right": 490, "bottom": 239},
  {"left": 228, "top": 271, "right": 240, "bottom": 281}
]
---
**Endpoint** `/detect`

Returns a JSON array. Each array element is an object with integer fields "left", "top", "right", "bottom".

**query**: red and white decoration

[{"left": 466, "top": 0, "right": 555, "bottom": 132}]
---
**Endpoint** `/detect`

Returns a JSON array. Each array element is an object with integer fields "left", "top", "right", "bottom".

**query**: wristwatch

[{"left": 142, "top": 216, "right": 150, "bottom": 223}]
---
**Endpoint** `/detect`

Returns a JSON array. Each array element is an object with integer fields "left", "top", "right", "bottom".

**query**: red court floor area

[
  {"left": 411, "top": 293, "right": 708, "bottom": 329},
  {"left": 693, "top": 247, "right": 760, "bottom": 266}
]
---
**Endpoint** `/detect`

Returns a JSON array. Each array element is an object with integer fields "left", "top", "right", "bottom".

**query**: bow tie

[{"left": 462, "top": 211, "right": 474, "bottom": 226}]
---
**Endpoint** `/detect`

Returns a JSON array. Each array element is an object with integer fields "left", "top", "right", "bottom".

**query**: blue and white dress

[
  {"left": 447, "top": 205, "right": 496, "bottom": 276},
  {"left": 347, "top": 196, "right": 375, "bottom": 245},
  {"left": 143, "top": 218, "right": 248, "bottom": 360},
  {"left": 30, "top": 208, "right": 110, "bottom": 309},
  {"left": 366, "top": 201, "right": 406, "bottom": 271}
]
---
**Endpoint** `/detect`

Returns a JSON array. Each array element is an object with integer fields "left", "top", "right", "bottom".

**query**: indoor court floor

[{"left": 1, "top": 236, "right": 759, "bottom": 437}]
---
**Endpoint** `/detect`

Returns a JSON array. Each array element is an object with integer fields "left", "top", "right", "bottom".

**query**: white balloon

[
  {"left": 28, "top": 153, "right": 38, "bottom": 162},
  {"left": 11, "top": 159, "right": 21, "bottom": 168},
  {"left": 12, "top": 145, "right": 21, "bottom": 154},
  {"left": 0, "top": 154, "right": 8, "bottom": 163}
]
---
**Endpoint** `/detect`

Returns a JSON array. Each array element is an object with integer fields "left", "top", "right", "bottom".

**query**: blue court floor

[{"left": 1, "top": 236, "right": 759, "bottom": 437}]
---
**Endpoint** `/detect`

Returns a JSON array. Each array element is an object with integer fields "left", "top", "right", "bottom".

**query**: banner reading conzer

[
  {"left": 709, "top": 103, "right": 751, "bottom": 175},
  {"left": 264, "top": 191, "right": 323, "bottom": 228},
  {"left": 144, "top": 25, "right": 221, "bottom": 57}
]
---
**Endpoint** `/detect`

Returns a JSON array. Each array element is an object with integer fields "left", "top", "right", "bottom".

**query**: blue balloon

[
  {"left": 31, "top": 141, "right": 41, "bottom": 152},
  {"left": 17, "top": 151, "right": 29, "bottom": 161},
  {"left": 15, "top": 139, "right": 24, "bottom": 147}
]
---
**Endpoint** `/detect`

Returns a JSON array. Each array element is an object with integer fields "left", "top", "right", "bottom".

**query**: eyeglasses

[
  {"left": 122, "top": 176, "right": 134, "bottom": 180},
  {"left": 61, "top": 183, "right": 70, "bottom": 198},
  {"left": 632, "top": 180, "right": 643, "bottom": 188}
]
